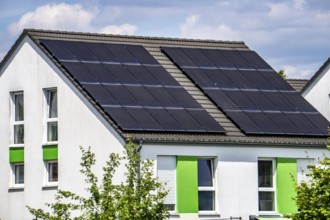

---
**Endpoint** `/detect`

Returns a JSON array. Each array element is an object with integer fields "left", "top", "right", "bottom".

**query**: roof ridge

[{"left": 25, "top": 28, "right": 246, "bottom": 45}]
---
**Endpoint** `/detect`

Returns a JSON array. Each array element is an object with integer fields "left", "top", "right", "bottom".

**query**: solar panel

[
  {"left": 41, "top": 39, "right": 225, "bottom": 133},
  {"left": 147, "top": 108, "right": 185, "bottom": 132},
  {"left": 125, "top": 107, "right": 164, "bottom": 131},
  {"left": 125, "top": 65, "right": 159, "bottom": 85},
  {"left": 162, "top": 46, "right": 329, "bottom": 136},
  {"left": 81, "top": 84, "right": 118, "bottom": 105},
  {"left": 62, "top": 62, "right": 97, "bottom": 82},
  {"left": 104, "top": 106, "right": 142, "bottom": 130}
]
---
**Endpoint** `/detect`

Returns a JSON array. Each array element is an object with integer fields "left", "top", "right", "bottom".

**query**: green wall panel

[
  {"left": 276, "top": 158, "right": 297, "bottom": 214},
  {"left": 176, "top": 156, "right": 198, "bottom": 213},
  {"left": 9, "top": 147, "right": 24, "bottom": 162},
  {"left": 43, "top": 145, "right": 58, "bottom": 161}
]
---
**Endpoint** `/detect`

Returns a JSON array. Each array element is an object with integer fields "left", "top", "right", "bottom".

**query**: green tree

[
  {"left": 291, "top": 144, "right": 330, "bottom": 220},
  {"left": 27, "top": 140, "right": 169, "bottom": 220},
  {"left": 278, "top": 69, "right": 287, "bottom": 79}
]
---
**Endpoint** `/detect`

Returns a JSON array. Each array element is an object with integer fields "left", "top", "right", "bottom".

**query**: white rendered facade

[{"left": 302, "top": 59, "right": 330, "bottom": 121}]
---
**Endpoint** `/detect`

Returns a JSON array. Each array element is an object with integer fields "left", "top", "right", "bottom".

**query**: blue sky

[{"left": 0, "top": 0, "right": 329, "bottom": 79}]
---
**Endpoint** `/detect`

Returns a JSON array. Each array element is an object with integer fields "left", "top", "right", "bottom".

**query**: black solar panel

[
  {"left": 41, "top": 39, "right": 225, "bottom": 133},
  {"left": 162, "top": 46, "right": 329, "bottom": 136}
]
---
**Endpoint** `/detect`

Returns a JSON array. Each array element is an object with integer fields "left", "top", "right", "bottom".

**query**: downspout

[{"left": 137, "top": 139, "right": 143, "bottom": 185}]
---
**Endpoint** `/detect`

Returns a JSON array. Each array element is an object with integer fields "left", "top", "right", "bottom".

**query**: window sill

[
  {"left": 42, "top": 184, "right": 58, "bottom": 190},
  {"left": 198, "top": 212, "right": 221, "bottom": 219},
  {"left": 8, "top": 186, "right": 24, "bottom": 192},
  {"left": 9, "top": 144, "right": 24, "bottom": 148},
  {"left": 43, "top": 142, "right": 58, "bottom": 146}
]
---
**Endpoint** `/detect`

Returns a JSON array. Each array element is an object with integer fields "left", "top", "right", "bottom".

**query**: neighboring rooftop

[
  {"left": 1, "top": 29, "right": 328, "bottom": 146},
  {"left": 301, "top": 57, "right": 330, "bottom": 94},
  {"left": 286, "top": 79, "right": 309, "bottom": 92}
]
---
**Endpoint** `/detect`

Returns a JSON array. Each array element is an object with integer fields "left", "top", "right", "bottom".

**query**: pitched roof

[
  {"left": 286, "top": 79, "right": 309, "bottom": 92},
  {"left": 1, "top": 29, "right": 328, "bottom": 146},
  {"left": 301, "top": 57, "right": 330, "bottom": 94}
]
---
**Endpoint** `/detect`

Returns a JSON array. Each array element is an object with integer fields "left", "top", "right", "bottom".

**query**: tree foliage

[
  {"left": 291, "top": 145, "right": 330, "bottom": 220},
  {"left": 27, "top": 140, "right": 169, "bottom": 220},
  {"left": 278, "top": 69, "right": 287, "bottom": 79}
]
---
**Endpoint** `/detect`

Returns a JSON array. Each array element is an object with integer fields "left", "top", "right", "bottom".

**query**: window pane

[
  {"left": 48, "top": 162, "right": 58, "bottom": 182},
  {"left": 15, "top": 164, "right": 24, "bottom": 184},
  {"left": 258, "top": 161, "right": 273, "bottom": 187},
  {"left": 15, "top": 94, "right": 24, "bottom": 121},
  {"left": 198, "top": 159, "right": 213, "bottom": 187},
  {"left": 14, "top": 125, "right": 24, "bottom": 144},
  {"left": 198, "top": 191, "right": 214, "bottom": 211},
  {"left": 47, "top": 122, "right": 58, "bottom": 142},
  {"left": 165, "top": 204, "right": 175, "bottom": 211},
  {"left": 259, "top": 192, "right": 274, "bottom": 211},
  {"left": 49, "top": 91, "right": 57, "bottom": 118}
]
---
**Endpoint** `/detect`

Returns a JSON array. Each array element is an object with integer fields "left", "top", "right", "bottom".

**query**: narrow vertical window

[
  {"left": 45, "top": 89, "right": 58, "bottom": 142},
  {"left": 258, "top": 159, "right": 276, "bottom": 212},
  {"left": 12, "top": 163, "right": 24, "bottom": 186},
  {"left": 198, "top": 158, "right": 215, "bottom": 211},
  {"left": 47, "top": 161, "right": 58, "bottom": 183},
  {"left": 12, "top": 92, "right": 24, "bottom": 144}
]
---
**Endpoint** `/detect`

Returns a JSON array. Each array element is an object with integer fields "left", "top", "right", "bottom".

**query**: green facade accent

[
  {"left": 276, "top": 158, "right": 297, "bottom": 214},
  {"left": 43, "top": 145, "right": 58, "bottom": 161},
  {"left": 176, "top": 156, "right": 198, "bottom": 213},
  {"left": 9, "top": 147, "right": 24, "bottom": 162}
]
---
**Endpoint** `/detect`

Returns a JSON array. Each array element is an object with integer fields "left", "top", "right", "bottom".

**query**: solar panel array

[
  {"left": 162, "top": 47, "right": 329, "bottom": 136},
  {"left": 40, "top": 39, "right": 225, "bottom": 133}
]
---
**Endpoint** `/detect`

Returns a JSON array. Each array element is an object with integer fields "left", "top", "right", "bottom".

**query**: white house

[
  {"left": 0, "top": 29, "right": 329, "bottom": 220},
  {"left": 302, "top": 57, "right": 330, "bottom": 121}
]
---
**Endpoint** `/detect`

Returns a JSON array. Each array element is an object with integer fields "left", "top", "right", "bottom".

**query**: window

[
  {"left": 46, "top": 161, "right": 58, "bottom": 183},
  {"left": 12, "top": 163, "right": 24, "bottom": 186},
  {"left": 157, "top": 156, "right": 176, "bottom": 211},
  {"left": 12, "top": 92, "right": 24, "bottom": 145},
  {"left": 198, "top": 158, "right": 215, "bottom": 211},
  {"left": 258, "top": 159, "right": 276, "bottom": 212},
  {"left": 45, "top": 89, "right": 58, "bottom": 142}
]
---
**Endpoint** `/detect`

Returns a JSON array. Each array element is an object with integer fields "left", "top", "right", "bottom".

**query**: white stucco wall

[
  {"left": 303, "top": 64, "right": 330, "bottom": 121},
  {"left": 142, "top": 144, "right": 327, "bottom": 220},
  {"left": 0, "top": 37, "right": 125, "bottom": 220}
]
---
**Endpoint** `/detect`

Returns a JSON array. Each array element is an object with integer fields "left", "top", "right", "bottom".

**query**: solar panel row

[
  {"left": 162, "top": 47, "right": 329, "bottom": 136},
  {"left": 41, "top": 39, "right": 225, "bottom": 133}
]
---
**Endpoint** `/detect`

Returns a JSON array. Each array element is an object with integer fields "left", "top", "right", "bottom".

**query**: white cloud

[
  {"left": 180, "top": 14, "right": 240, "bottom": 41},
  {"left": 99, "top": 24, "right": 138, "bottom": 35},
  {"left": 8, "top": 3, "right": 97, "bottom": 36}
]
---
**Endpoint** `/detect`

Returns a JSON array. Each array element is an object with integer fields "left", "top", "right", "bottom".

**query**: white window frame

[
  {"left": 198, "top": 157, "right": 217, "bottom": 214},
  {"left": 44, "top": 160, "right": 58, "bottom": 186},
  {"left": 11, "top": 92, "right": 24, "bottom": 146},
  {"left": 258, "top": 158, "right": 276, "bottom": 214},
  {"left": 44, "top": 89, "right": 58, "bottom": 144},
  {"left": 11, "top": 163, "right": 24, "bottom": 188}
]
